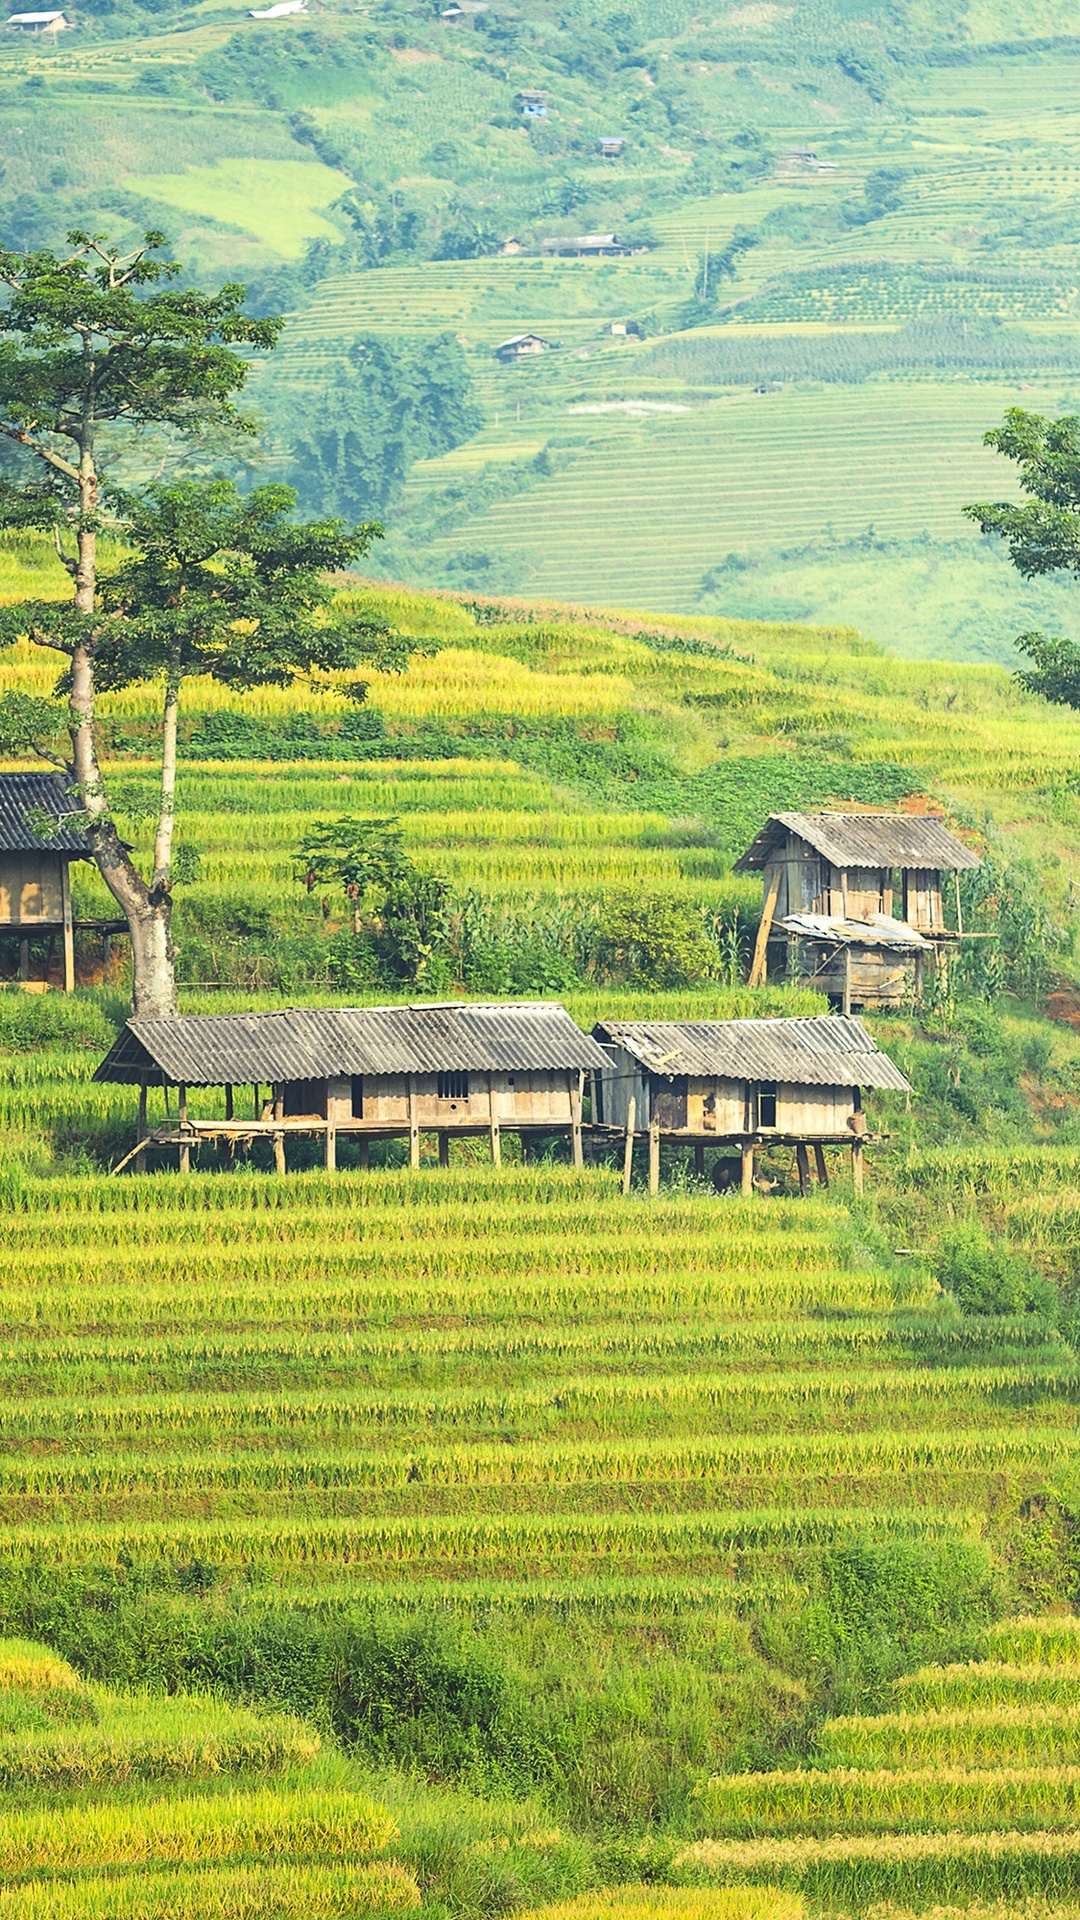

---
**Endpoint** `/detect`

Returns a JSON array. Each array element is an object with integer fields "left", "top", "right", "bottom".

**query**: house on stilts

[
  {"left": 94, "top": 1000, "right": 608, "bottom": 1174},
  {"left": 592, "top": 1013, "right": 911, "bottom": 1194},
  {"left": 0, "top": 773, "right": 125, "bottom": 992},
  {"left": 735, "top": 810, "right": 981, "bottom": 1009}
]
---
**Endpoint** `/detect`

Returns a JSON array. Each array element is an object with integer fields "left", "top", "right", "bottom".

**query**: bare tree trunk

[
  {"left": 153, "top": 671, "right": 179, "bottom": 890},
  {"left": 69, "top": 458, "right": 178, "bottom": 1020}
]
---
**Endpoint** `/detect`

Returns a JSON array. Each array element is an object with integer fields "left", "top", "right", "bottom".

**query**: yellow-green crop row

[
  {"left": 0, "top": 1364, "right": 1070, "bottom": 1447},
  {"left": 895, "top": 1662, "right": 1080, "bottom": 1710},
  {"left": 0, "top": 1862, "right": 420, "bottom": 1920},
  {"left": 0, "top": 1507, "right": 981, "bottom": 1574},
  {"left": 0, "top": 1429, "right": 1066, "bottom": 1499},
  {"left": 0, "top": 1641, "right": 79, "bottom": 1694},
  {"left": 0, "top": 1691, "right": 318, "bottom": 1789},
  {"left": 0, "top": 1314, "right": 1052, "bottom": 1401},
  {"left": 698, "top": 1763, "right": 1080, "bottom": 1836},
  {"left": 817, "top": 1703, "right": 1080, "bottom": 1770},
  {"left": 520, "top": 1890, "right": 801, "bottom": 1920},
  {"left": 676, "top": 1827, "right": 1080, "bottom": 1901},
  {"left": 0, "top": 1787, "right": 393, "bottom": 1872},
  {"left": 984, "top": 1618, "right": 1080, "bottom": 1664}
]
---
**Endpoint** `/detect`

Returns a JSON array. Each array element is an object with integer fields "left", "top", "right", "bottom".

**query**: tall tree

[
  {"left": 965, "top": 408, "right": 1080, "bottom": 707},
  {"left": 0, "top": 230, "right": 281, "bottom": 1014},
  {"left": 0, "top": 478, "right": 404, "bottom": 1016}
]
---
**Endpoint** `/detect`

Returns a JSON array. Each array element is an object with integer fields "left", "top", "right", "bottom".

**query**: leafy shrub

[
  {"left": 0, "top": 991, "right": 119, "bottom": 1054},
  {"left": 597, "top": 892, "right": 720, "bottom": 988},
  {"left": 935, "top": 1224, "right": 1058, "bottom": 1321}
]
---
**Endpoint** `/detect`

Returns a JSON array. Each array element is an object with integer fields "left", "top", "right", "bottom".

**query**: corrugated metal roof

[
  {"left": 95, "top": 1001, "right": 609, "bottom": 1087},
  {"left": 734, "top": 812, "right": 980, "bottom": 873},
  {"left": 592, "top": 1015, "right": 912, "bottom": 1092},
  {"left": 0, "top": 774, "right": 93, "bottom": 854},
  {"left": 780, "top": 912, "right": 932, "bottom": 950}
]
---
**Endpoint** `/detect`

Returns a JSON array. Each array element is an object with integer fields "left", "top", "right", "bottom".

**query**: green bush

[
  {"left": 0, "top": 991, "right": 121, "bottom": 1053},
  {"left": 936, "top": 1223, "right": 1058, "bottom": 1321}
]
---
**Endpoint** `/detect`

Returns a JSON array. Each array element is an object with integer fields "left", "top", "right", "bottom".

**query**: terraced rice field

[
  {"left": 0, "top": 1169, "right": 1071, "bottom": 1601},
  {"left": 0, "top": 1637, "right": 416, "bottom": 1919},
  {"left": 683, "top": 1619, "right": 1080, "bottom": 1903},
  {"left": 406, "top": 383, "right": 1070, "bottom": 609}
]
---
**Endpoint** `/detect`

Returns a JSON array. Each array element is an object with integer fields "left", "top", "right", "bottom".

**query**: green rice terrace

[{"left": 4, "top": 538, "right": 1080, "bottom": 1916}]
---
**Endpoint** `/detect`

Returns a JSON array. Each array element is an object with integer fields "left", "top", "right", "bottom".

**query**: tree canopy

[{"left": 965, "top": 409, "right": 1080, "bottom": 709}]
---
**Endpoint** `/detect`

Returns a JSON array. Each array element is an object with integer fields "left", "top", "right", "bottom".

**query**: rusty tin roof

[
  {"left": 734, "top": 812, "right": 980, "bottom": 873},
  {"left": 593, "top": 1014, "right": 911, "bottom": 1091}
]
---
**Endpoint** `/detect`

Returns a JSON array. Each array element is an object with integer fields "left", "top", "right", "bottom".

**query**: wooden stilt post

[
  {"left": 408, "top": 1075, "right": 420, "bottom": 1169},
  {"left": 358, "top": 1138, "right": 369, "bottom": 1170},
  {"left": 253, "top": 1085, "right": 260, "bottom": 1120},
  {"left": 224, "top": 1085, "right": 235, "bottom": 1170},
  {"left": 813, "top": 1143, "right": 829, "bottom": 1188},
  {"left": 488, "top": 1071, "right": 501, "bottom": 1168},
  {"left": 438, "top": 1131, "right": 450, "bottom": 1168},
  {"left": 272, "top": 1085, "right": 285, "bottom": 1176},
  {"left": 622, "top": 1094, "right": 636, "bottom": 1196},
  {"left": 61, "top": 860, "right": 75, "bottom": 993},
  {"left": 748, "top": 866, "right": 782, "bottom": 988},
  {"left": 842, "top": 945, "right": 852, "bottom": 1018},
  {"left": 18, "top": 936, "right": 29, "bottom": 982},
  {"left": 694, "top": 1142, "right": 706, "bottom": 1178},
  {"left": 648, "top": 1120, "right": 660, "bottom": 1196},
  {"left": 178, "top": 1083, "right": 190, "bottom": 1174},
  {"left": 325, "top": 1119, "right": 337, "bottom": 1171},
  {"left": 741, "top": 1143, "right": 754, "bottom": 1196},
  {"left": 136, "top": 1080, "right": 147, "bottom": 1175},
  {"left": 795, "top": 1142, "right": 810, "bottom": 1197},
  {"left": 102, "top": 931, "right": 111, "bottom": 980},
  {"left": 851, "top": 1138, "right": 864, "bottom": 1195},
  {"left": 570, "top": 1070, "right": 584, "bottom": 1168}
]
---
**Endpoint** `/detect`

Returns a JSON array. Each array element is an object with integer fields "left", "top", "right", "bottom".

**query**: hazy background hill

[{"left": 6, "top": 0, "right": 1080, "bottom": 659}]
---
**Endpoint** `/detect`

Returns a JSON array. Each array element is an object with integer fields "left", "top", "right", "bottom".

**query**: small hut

[
  {"left": 95, "top": 1000, "right": 608, "bottom": 1174},
  {"left": 0, "top": 773, "right": 124, "bottom": 991},
  {"left": 734, "top": 811, "right": 981, "bottom": 1009},
  {"left": 494, "top": 332, "right": 550, "bottom": 360},
  {"left": 592, "top": 1013, "right": 911, "bottom": 1194}
]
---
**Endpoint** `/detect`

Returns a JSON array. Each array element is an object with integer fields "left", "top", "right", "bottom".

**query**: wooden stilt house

[
  {"left": 592, "top": 1013, "right": 911, "bottom": 1194},
  {"left": 94, "top": 1000, "right": 608, "bottom": 1174},
  {"left": 0, "top": 773, "right": 124, "bottom": 991},
  {"left": 735, "top": 811, "right": 981, "bottom": 1009}
]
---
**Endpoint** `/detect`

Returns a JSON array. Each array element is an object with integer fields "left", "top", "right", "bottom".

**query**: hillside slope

[{"left": 7, "top": 0, "right": 1080, "bottom": 657}]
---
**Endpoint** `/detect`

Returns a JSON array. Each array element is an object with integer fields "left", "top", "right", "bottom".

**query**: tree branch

[
  {"left": 0, "top": 422, "right": 81, "bottom": 482},
  {"left": 52, "top": 525, "right": 77, "bottom": 580}
]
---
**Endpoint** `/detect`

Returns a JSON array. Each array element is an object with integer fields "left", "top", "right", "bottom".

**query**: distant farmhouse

[
  {"left": 249, "top": 1, "right": 306, "bottom": 15},
  {"left": 494, "top": 332, "right": 551, "bottom": 360},
  {"left": 499, "top": 237, "right": 525, "bottom": 255},
  {"left": 593, "top": 1014, "right": 910, "bottom": 1195},
  {"left": 542, "top": 233, "right": 629, "bottom": 256},
  {"left": 735, "top": 810, "right": 981, "bottom": 1010},
  {"left": 7, "top": 9, "right": 69, "bottom": 28},
  {"left": 95, "top": 1001, "right": 607, "bottom": 1175},
  {"left": 599, "top": 137, "right": 624, "bottom": 157},
  {"left": 516, "top": 88, "right": 548, "bottom": 117},
  {"left": 0, "top": 773, "right": 125, "bottom": 992}
]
